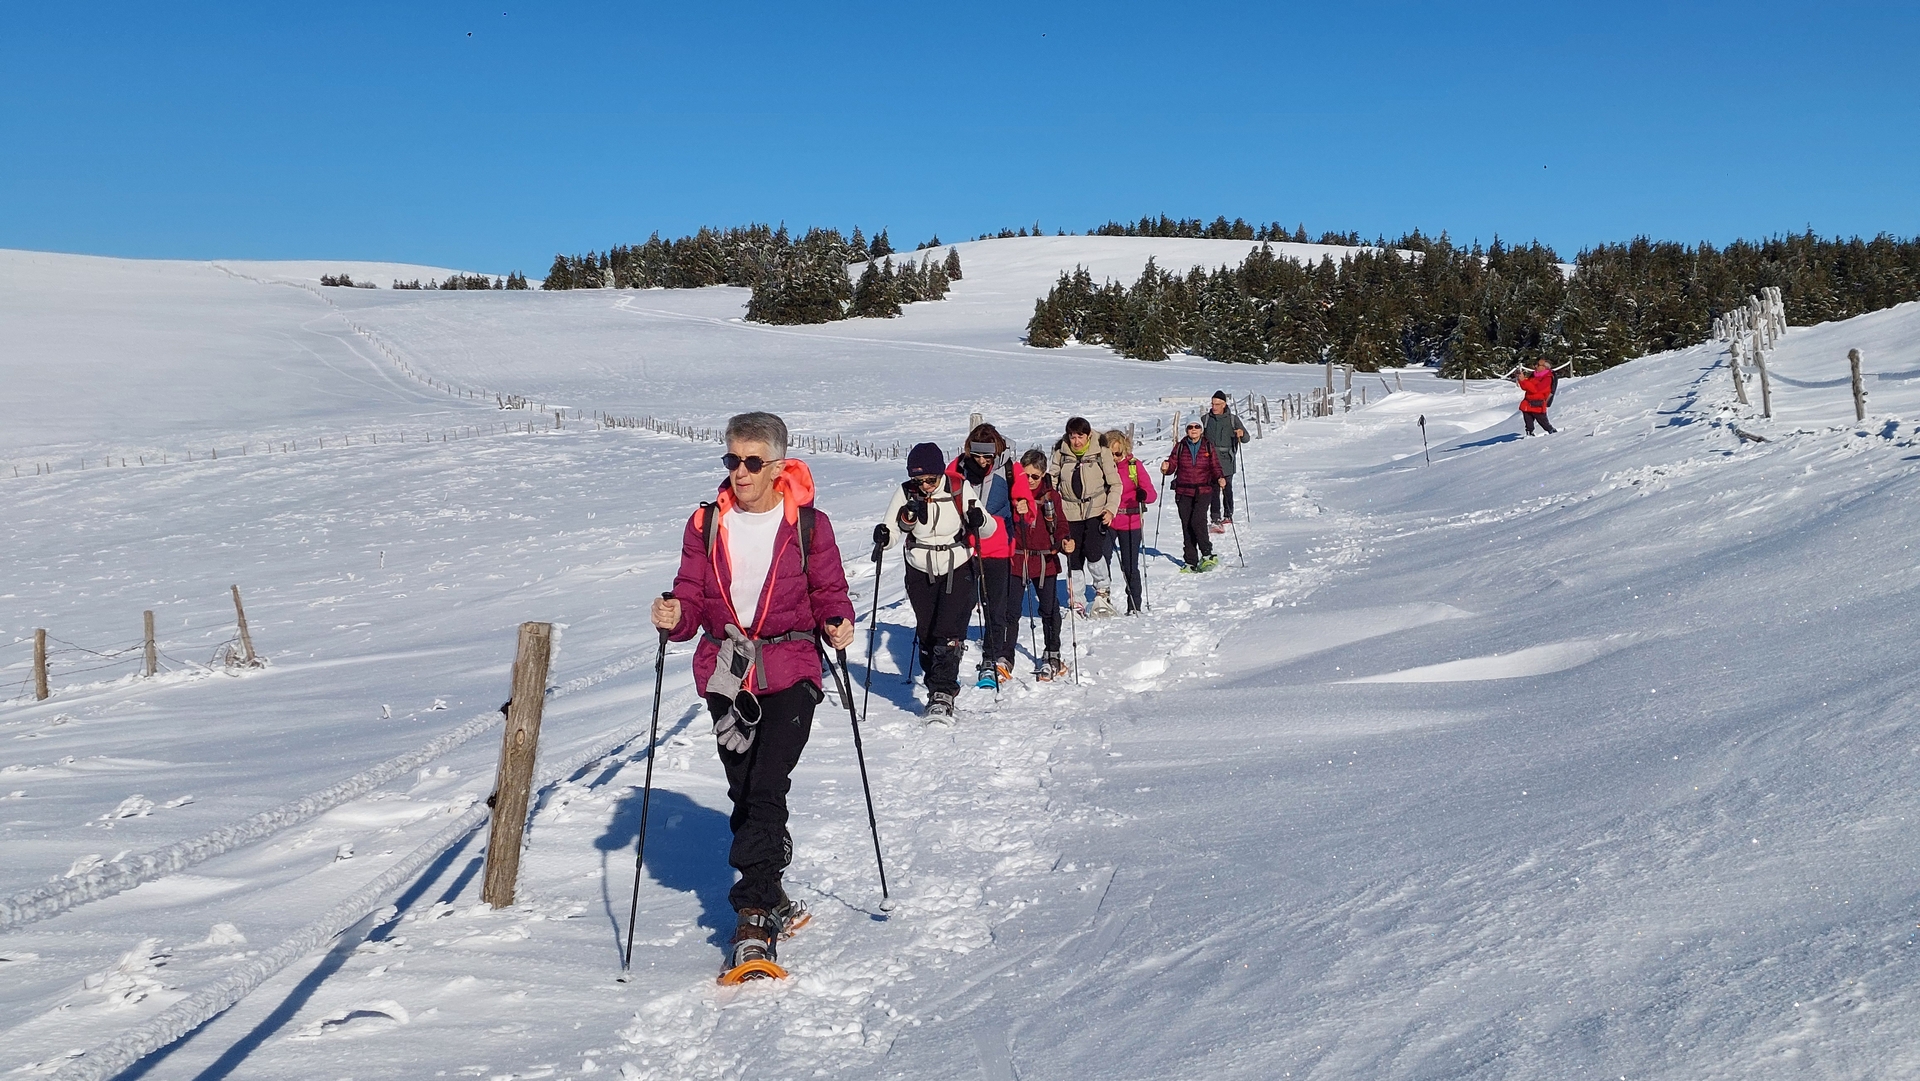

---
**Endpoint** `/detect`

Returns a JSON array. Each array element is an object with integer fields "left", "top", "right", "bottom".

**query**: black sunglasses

[{"left": 722, "top": 453, "right": 784, "bottom": 473}]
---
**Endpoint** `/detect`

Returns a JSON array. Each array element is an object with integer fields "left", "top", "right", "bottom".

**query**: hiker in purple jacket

[
  {"left": 1161, "top": 420, "right": 1226, "bottom": 572},
  {"left": 650, "top": 411, "right": 856, "bottom": 974}
]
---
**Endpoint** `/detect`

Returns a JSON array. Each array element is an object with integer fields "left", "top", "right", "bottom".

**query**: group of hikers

[
  {"left": 877, "top": 390, "right": 1249, "bottom": 720},
  {"left": 642, "top": 368, "right": 1556, "bottom": 982},
  {"left": 645, "top": 396, "right": 1249, "bottom": 980}
]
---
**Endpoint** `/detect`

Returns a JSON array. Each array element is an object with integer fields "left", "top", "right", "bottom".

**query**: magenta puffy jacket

[{"left": 667, "top": 459, "right": 856, "bottom": 697}]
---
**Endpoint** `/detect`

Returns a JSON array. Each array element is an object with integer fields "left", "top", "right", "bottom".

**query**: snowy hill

[{"left": 2, "top": 238, "right": 1918, "bottom": 1080}]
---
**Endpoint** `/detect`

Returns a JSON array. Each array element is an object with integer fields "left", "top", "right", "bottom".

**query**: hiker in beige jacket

[{"left": 1048, "top": 416, "right": 1123, "bottom": 616}]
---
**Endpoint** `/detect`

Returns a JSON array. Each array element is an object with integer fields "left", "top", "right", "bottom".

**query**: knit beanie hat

[
  {"left": 1212, "top": 390, "right": 1229, "bottom": 403},
  {"left": 906, "top": 442, "right": 945, "bottom": 478}
]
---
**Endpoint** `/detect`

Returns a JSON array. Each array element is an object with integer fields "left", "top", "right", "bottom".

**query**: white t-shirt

[{"left": 725, "top": 504, "right": 785, "bottom": 628}]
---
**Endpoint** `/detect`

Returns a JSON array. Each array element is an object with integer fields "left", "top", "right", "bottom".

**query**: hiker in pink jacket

[
  {"left": 650, "top": 411, "right": 856, "bottom": 975},
  {"left": 1104, "top": 429, "right": 1157, "bottom": 614}
]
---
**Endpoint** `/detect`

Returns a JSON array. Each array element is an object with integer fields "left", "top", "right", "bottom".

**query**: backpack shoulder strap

[
  {"left": 698, "top": 501, "right": 720, "bottom": 558},
  {"left": 797, "top": 505, "right": 816, "bottom": 576}
]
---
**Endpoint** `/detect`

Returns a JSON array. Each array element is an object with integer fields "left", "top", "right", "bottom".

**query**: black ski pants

[
  {"left": 1209, "top": 475, "right": 1236, "bottom": 523},
  {"left": 1524, "top": 411, "right": 1556, "bottom": 435},
  {"left": 906, "top": 563, "right": 976, "bottom": 695},
  {"left": 978, "top": 557, "right": 1019, "bottom": 668},
  {"left": 1015, "top": 573, "right": 1062, "bottom": 655},
  {"left": 1176, "top": 491, "right": 1215, "bottom": 568},
  {"left": 710, "top": 681, "right": 819, "bottom": 912},
  {"left": 1112, "top": 526, "right": 1144, "bottom": 612}
]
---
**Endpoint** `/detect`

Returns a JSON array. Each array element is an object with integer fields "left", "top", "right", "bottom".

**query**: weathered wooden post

[
  {"left": 33, "top": 629, "right": 49, "bottom": 701},
  {"left": 230, "top": 585, "right": 260, "bottom": 667},
  {"left": 143, "top": 611, "right": 157, "bottom": 678},
  {"left": 1849, "top": 348, "right": 1866, "bottom": 421},
  {"left": 482, "top": 622, "right": 553, "bottom": 907},
  {"left": 1728, "top": 341, "right": 1750, "bottom": 405},
  {"left": 1751, "top": 346, "right": 1772, "bottom": 419}
]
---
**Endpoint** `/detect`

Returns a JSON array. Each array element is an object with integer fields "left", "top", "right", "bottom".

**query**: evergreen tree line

[
  {"left": 541, "top": 224, "right": 919, "bottom": 292},
  {"left": 1087, "top": 214, "right": 1363, "bottom": 246},
  {"left": 390, "top": 272, "right": 527, "bottom": 291},
  {"left": 750, "top": 244, "right": 964, "bottom": 325},
  {"left": 318, "top": 274, "right": 376, "bottom": 288},
  {"left": 1026, "top": 230, "right": 1920, "bottom": 375}
]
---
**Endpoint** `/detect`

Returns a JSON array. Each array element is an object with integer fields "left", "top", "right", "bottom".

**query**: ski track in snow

[{"left": 3, "top": 244, "right": 1920, "bottom": 1079}]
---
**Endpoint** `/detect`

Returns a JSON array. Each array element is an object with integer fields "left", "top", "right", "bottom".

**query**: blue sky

[{"left": 3, "top": 1, "right": 1914, "bottom": 274}]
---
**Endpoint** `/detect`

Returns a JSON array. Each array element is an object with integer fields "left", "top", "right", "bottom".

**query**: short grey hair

[{"left": 725, "top": 411, "right": 788, "bottom": 459}]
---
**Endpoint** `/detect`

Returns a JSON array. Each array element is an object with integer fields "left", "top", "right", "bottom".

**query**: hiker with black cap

[
  {"left": 651, "top": 411, "right": 856, "bottom": 981},
  {"left": 1202, "top": 391, "right": 1249, "bottom": 531},
  {"left": 876, "top": 441, "right": 997, "bottom": 721}
]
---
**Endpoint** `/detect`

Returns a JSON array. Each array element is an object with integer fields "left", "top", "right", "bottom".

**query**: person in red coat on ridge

[{"left": 1517, "top": 358, "right": 1558, "bottom": 435}]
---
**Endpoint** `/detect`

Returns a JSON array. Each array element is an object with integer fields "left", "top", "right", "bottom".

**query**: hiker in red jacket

[
  {"left": 1006, "top": 448, "right": 1073, "bottom": 680},
  {"left": 1517, "top": 359, "right": 1558, "bottom": 435},
  {"left": 650, "top": 411, "right": 856, "bottom": 978},
  {"left": 1162, "top": 421, "right": 1226, "bottom": 572}
]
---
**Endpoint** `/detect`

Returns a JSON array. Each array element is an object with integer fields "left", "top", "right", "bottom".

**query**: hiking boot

[
  {"left": 1208, "top": 521, "right": 1226, "bottom": 534},
  {"left": 924, "top": 691, "right": 956, "bottom": 721},
  {"left": 728, "top": 909, "right": 779, "bottom": 969},
  {"left": 1199, "top": 554, "right": 1221, "bottom": 571},
  {"left": 1035, "top": 653, "right": 1067, "bottom": 681},
  {"left": 1070, "top": 595, "right": 1087, "bottom": 617},
  {"left": 994, "top": 660, "right": 1014, "bottom": 685},
  {"left": 1090, "top": 590, "right": 1115, "bottom": 617},
  {"left": 1181, "top": 562, "right": 1200, "bottom": 574},
  {"left": 975, "top": 667, "right": 999, "bottom": 690}
]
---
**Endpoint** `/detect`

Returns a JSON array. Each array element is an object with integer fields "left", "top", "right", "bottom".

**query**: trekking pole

[
  {"left": 1067, "top": 598, "right": 1082, "bottom": 685},
  {"left": 824, "top": 634, "right": 893, "bottom": 912},
  {"left": 1227, "top": 510, "right": 1246, "bottom": 568},
  {"left": 859, "top": 540, "right": 885, "bottom": 722},
  {"left": 620, "top": 592, "right": 675, "bottom": 976},
  {"left": 965, "top": 522, "right": 999, "bottom": 698},
  {"left": 904, "top": 632, "right": 917, "bottom": 686},
  {"left": 1418, "top": 415, "right": 1431, "bottom": 464}
]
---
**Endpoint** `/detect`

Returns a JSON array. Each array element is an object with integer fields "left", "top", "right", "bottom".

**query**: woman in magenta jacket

[
  {"left": 650, "top": 411, "right": 856, "bottom": 975},
  {"left": 1103, "top": 429, "right": 1157, "bottom": 614}
]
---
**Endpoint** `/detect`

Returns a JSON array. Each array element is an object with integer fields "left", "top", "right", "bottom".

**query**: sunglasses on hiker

[
  {"left": 722, "top": 453, "right": 783, "bottom": 473},
  {"left": 912, "top": 475, "right": 941, "bottom": 489},
  {"left": 1023, "top": 469, "right": 1044, "bottom": 482}
]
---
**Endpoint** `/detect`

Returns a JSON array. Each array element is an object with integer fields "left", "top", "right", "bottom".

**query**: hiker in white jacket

[{"left": 874, "top": 441, "right": 997, "bottom": 720}]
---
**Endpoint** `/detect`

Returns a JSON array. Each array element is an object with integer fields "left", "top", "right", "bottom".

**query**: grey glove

[
  {"left": 708, "top": 625, "right": 764, "bottom": 753},
  {"left": 713, "top": 692, "right": 760, "bottom": 754}
]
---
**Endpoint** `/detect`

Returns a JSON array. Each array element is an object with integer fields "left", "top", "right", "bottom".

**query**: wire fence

[{"left": 0, "top": 623, "right": 244, "bottom": 706}]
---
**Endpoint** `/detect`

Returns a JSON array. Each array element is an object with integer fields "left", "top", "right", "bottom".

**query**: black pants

[
  {"left": 1210, "top": 475, "right": 1236, "bottom": 522},
  {"left": 1524, "top": 411, "right": 1556, "bottom": 435},
  {"left": 710, "top": 681, "right": 818, "bottom": 912},
  {"left": 906, "top": 563, "right": 976, "bottom": 695},
  {"left": 1112, "top": 526, "right": 1144, "bottom": 612},
  {"left": 978, "top": 558, "right": 1019, "bottom": 668},
  {"left": 1177, "top": 491, "right": 1215, "bottom": 567},
  {"left": 1065, "top": 517, "right": 1110, "bottom": 571},
  {"left": 1014, "top": 573, "right": 1062, "bottom": 654}
]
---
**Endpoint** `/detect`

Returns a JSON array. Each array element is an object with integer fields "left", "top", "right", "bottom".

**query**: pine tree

[
  {"left": 541, "top": 254, "right": 571, "bottom": 290},
  {"left": 1027, "top": 297, "right": 1068, "bottom": 347},
  {"left": 849, "top": 227, "right": 868, "bottom": 263},
  {"left": 870, "top": 228, "right": 893, "bottom": 258},
  {"left": 944, "top": 246, "right": 962, "bottom": 280}
]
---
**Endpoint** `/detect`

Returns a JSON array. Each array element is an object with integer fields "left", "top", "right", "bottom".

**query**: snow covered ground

[{"left": 2, "top": 238, "right": 1917, "bottom": 1080}]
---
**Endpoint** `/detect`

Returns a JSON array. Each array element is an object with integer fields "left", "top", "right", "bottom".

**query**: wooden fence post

[
  {"left": 1728, "top": 341, "right": 1750, "bottom": 405},
  {"left": 230, "top": 585, "right": 259, "bottom": 667},
  {"left": 33, "top": 629, "right": 48, "bottom": 701},
  {"left": 144, "top": 611, "right": 157, "bottom": 678},
  {"left": 1751, "top": 347, "right": 1772, "bottom": 419},
  {"left": 1849, "top": 348, "right": 1866, "bottom": 421},
  {"left": 482, "top": 622, "right": 554, "bottom": 907}
]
